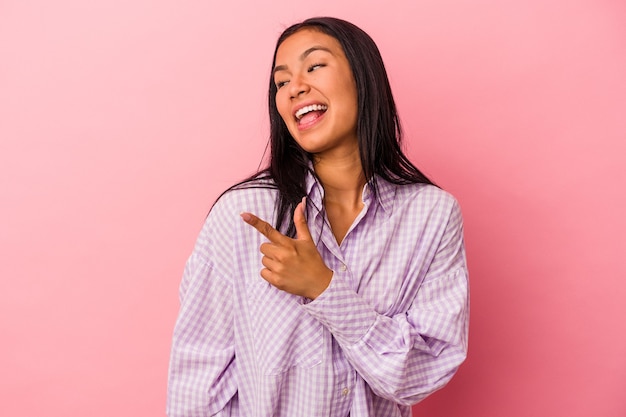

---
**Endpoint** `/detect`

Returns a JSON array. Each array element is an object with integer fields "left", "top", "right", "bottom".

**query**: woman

[{"left": 167, "top": 17, "right": 469, "bottom": 417}]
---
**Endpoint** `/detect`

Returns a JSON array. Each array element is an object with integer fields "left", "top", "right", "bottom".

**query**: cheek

[
  {"left": 336, "top": 77, "right": 358, "bottom": 112},
  {"left": 341, "top": 86, "right": 359, "bottom": 125},
  {"left": 275, "top": 95, "right": 292, "bottom": 124}
]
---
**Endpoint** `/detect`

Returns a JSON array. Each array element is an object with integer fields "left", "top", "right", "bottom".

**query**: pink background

[{"left": 1, "top": 1, "right": 625, "bottom": 416}]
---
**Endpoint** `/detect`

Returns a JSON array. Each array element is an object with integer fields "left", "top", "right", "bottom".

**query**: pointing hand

[{"left": 240, "top": 198, "right": 332, "bottom": 300}]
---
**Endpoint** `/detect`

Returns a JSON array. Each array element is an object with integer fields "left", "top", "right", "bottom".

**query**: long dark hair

[{"left": 223, "top": 17, "right": 434, "bottom": 236}]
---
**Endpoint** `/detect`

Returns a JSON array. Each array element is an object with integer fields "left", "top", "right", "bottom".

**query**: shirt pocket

[{"left": 247, "top": 280, "right": 324, "bottom": 375}]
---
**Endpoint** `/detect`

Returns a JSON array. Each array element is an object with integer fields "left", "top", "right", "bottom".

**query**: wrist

[{"left": 308, "top": 267, "right": 333, "bottom": 300}]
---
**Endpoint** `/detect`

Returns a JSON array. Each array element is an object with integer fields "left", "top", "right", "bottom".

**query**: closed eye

[
  {"left": 275, "top": 80, "right": 289, "bottom": 89},
  {"left": 307, "top": 63, "right": 325, "bottom": 72}
]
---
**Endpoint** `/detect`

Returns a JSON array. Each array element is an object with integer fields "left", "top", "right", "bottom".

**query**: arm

[
  {"left": 167, "top": 211, "right": 237, "bottom": 416},
  {"left": 302, "top": 199, "right": 469, "bottom": 405},
  {"left": 240, "top": 194, "right": 469, "bottom": 405}
]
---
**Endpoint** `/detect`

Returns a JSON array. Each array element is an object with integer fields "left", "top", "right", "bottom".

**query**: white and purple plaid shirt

[{"left": 167, "top": 173, "right": 469, "bottom": 417}]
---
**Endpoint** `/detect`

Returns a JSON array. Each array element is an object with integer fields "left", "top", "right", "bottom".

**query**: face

[{"left": 273, "top": 29, "right": 359, "bottom": 158}]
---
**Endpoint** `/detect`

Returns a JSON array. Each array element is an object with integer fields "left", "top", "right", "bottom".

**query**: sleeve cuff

[{"left": 301, "top": 272, "right": 377, "bottom": 345}]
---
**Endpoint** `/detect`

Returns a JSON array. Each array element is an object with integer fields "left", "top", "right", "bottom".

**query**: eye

[
  {"left": 275, "top": 80, "right": 289, "bottom": 89},
  {"left": 307, "top": 63, "right": 325, "bottom": 72}
]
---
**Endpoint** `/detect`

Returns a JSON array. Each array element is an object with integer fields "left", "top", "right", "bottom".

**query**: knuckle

[
  {"left": 260, "top": 268, "right": 272, "bottom": 281},
  {"left": 273, "top": 276, "right": 286, "bottom": 290},
  {"left": 261, "top": 223, "right": 273, "bottom": 237}
]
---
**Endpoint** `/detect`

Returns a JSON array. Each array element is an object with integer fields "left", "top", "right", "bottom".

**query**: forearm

[
  {"left": 167, "top": 259, "right": 237, "bottom": 416},
  {"left": 301, "top": 268, "right": 469, "bottom": 405}
]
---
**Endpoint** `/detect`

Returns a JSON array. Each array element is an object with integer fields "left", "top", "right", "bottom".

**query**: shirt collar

[
  {"left": 305, "top": 169, "right": 324, "bottom": 216},
  {"left": 363, "top": 175, "right": 396, "bottom": 215},
  {"left": 305, "top": 169, "right": 396, "bottom": 217}
]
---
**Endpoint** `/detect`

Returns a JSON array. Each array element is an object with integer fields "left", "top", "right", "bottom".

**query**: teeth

[{"left": 295, "top": 104, "right": 327, "bottom": 120}]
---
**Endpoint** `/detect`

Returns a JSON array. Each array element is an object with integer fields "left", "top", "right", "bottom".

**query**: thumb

[{"left": 294, "top": 197, "right": 313, "bottom": 241}]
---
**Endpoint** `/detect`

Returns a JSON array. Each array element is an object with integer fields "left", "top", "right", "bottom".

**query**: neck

[{"left": 313, "top": 150, "right": 366, "bottom": 209}]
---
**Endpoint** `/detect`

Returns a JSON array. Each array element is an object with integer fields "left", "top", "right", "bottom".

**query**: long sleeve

[
  {"left": 302, "top": 193, "right": 469, "bottom": 406},
  {"left": 167, "top": 179, "right": 467, "bottom": 416},
  {"left": 167, "top": 202, "right": 238, "bottom": 417}
]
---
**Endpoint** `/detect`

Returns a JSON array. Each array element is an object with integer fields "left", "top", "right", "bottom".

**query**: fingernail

[{"left": 240, "top": 212, "right": 252, "bottom": 222}]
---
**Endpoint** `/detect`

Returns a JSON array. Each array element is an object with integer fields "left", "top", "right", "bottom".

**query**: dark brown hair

[{"left": 223, "top": 17, "right": 434, "bottom": 236}]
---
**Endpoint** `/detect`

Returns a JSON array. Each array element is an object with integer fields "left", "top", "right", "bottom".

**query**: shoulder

[
  {"left": 191, "top": 181, "right": 278, "bottom": 264},
  {"left": 396, "top": 183, "right": 459, "bottom": 212},
  {"left": 211, "top": 177, "right": 278, "bottom": 217},
  {"left": 390, "top": 183, "right": 463, "bottom": 232},
  {"left": 200, "top": 179, "right": 279, "bottom": 239}
]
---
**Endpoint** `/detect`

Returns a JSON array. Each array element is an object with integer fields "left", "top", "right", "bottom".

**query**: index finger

[{"left": 240, "top": 212, "right": 289, "bottom": 244}]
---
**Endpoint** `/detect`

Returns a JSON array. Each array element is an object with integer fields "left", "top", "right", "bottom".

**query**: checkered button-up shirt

[{"left": 167, "top": 173, "right": 469, "bottom": 417}]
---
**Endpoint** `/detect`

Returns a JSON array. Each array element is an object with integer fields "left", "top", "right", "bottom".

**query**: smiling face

[{"left": 273, "top": 28, "right": 359, "bottom": 159}]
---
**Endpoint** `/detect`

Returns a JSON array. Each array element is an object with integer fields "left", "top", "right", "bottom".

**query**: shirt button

[
  {"left": 338, "top": 263, "right": 347, "bottom": 272},
  {"left": 342, "top": 388, "right": 350, "bottom": 396}
]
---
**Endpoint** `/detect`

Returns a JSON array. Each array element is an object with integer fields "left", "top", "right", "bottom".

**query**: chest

[{"left": 313, "top": 211, "right": 433, "bottom": 315}]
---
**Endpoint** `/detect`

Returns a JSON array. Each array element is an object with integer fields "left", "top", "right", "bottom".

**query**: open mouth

[{"left": 295, "top": 104, "right": 328, "bottom": 125}]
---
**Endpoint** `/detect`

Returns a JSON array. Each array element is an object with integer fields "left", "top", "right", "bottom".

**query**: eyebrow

[{"left": 273, "top": 46, "right": 333, "bottom": 75}]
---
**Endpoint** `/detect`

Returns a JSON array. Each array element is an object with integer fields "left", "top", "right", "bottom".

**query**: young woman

[{"left": 167, "top": 17, "right": 469, "bottom": 417}]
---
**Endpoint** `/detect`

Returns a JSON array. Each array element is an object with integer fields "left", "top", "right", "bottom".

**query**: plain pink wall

[{"left": 1, "top": 1, "right": 625, "bottom": 416}]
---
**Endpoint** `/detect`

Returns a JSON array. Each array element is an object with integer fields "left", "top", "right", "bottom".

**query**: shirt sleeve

[
  {"left": 301, "top": 198, "right": 469, "bottom": 406},
  {"left": 167, "top": 206, "right": 238, "bottom": 417}
]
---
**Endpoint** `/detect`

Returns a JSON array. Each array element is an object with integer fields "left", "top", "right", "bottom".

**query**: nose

[{"left": 288, "top": 75, "right": 310, "bottom": 99}]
